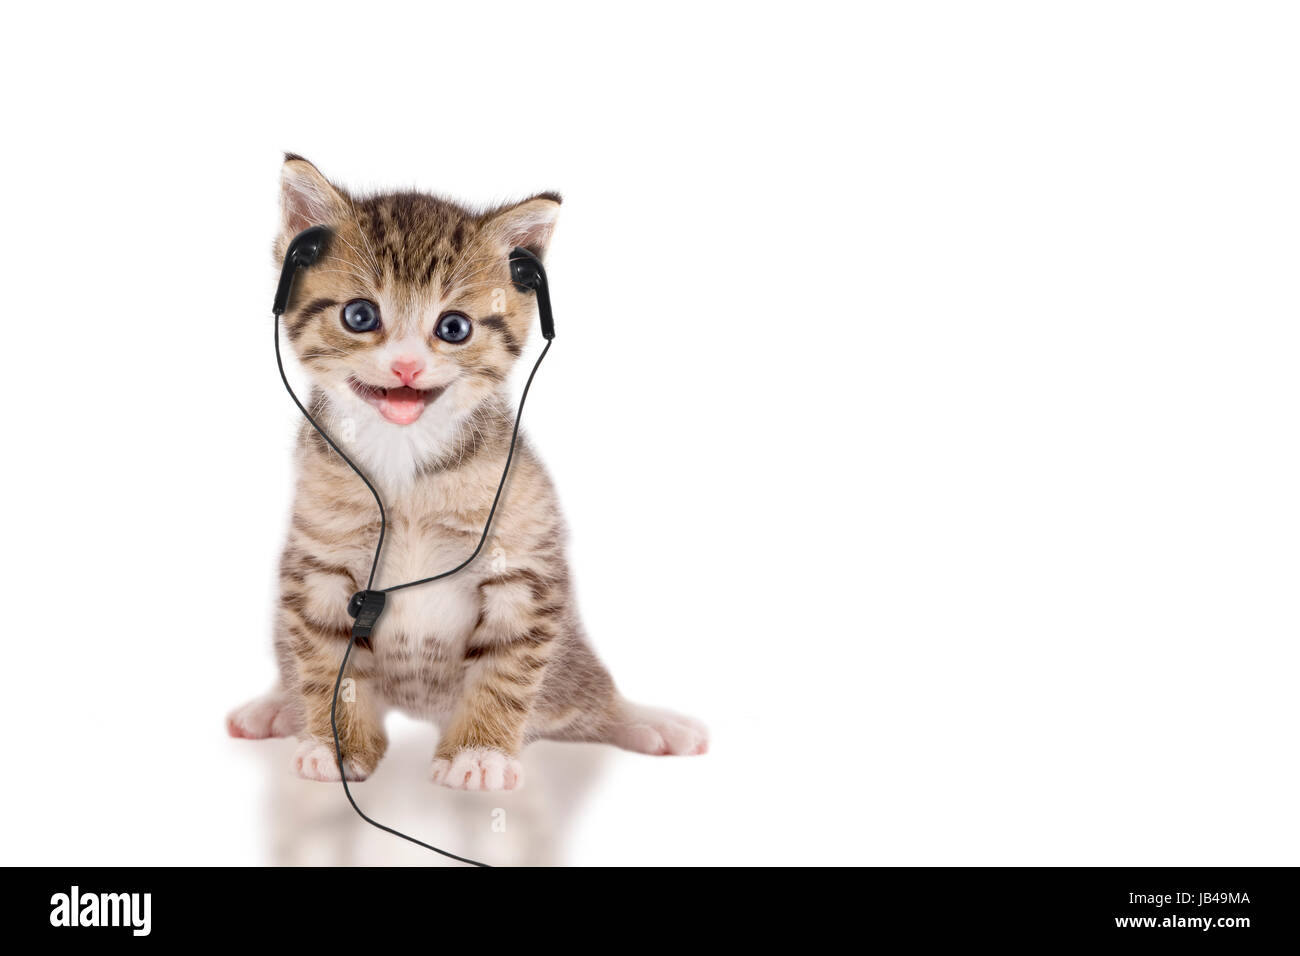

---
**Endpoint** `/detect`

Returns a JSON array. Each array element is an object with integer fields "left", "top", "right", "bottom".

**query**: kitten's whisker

[
  {"left": 347, "top": 211, "right": 384, "bottom": 276},
  {"left": 330, "top": 233, "right": 383, "bottom": 280},
  {"left": 320, "top": 255, "right": 373, "bottom": 284},
  {"left": 443, "top": 253, "right": 511, "bottom": 289},
  {"left": 310, "top": 269, "right": 377, "bottom": 284}
]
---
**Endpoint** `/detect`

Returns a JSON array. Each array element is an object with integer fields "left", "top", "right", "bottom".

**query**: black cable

[
  {"left": 275, "top": 317, "right": 553, "bottom": 867},
  {"left": 384, "top": 338, "right": 551, "bottom": 593},
  {"left": 273, "top": 321, "right": 388, "bottom": 593},
  {"left": 328, "top": 633, "right": 487, "bottom": 867}
]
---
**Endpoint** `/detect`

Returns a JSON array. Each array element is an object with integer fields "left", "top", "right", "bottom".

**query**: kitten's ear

[
  {"left": 484, "top": 193, "right": 561, "bottom": 257},
  {"left": 280, "top": 154, "right": 349, "bottom": 237}
]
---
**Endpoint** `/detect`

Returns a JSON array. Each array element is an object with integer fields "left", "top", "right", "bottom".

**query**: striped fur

[{"left": 229, "top": 157, "right": 706, "bottom": 790}]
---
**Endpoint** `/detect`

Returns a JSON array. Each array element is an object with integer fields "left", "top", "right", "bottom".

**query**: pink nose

[{"left": 390, "top": 357, "right": 425, "bottom": 386}]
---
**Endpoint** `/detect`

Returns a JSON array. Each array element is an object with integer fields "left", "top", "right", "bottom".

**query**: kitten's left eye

[
  {"left": 341, "top": 299, "right": 382, "bottom": 333},
  {"left": 435, "top": 312, "right": 472, "bottom": 343}
]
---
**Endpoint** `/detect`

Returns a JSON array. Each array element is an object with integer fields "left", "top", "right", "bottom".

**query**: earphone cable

[
  {"left": 273, "top": 320, "right": 387, "bottom": 593},
  {"left": 274, "top": 316, "right": 553, "bottom": 867},
  {"left": 383, "top": 337, "right": 551, "bottom": 593},
  {"left": 328, "top": 633, "right": 488, "bottom": 866}
]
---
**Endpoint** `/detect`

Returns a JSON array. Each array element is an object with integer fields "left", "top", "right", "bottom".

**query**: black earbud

[
  {"left": 273, "top": 225, "right": 332, "bottom": 316},
  {"left": 509, "top": 247, "right": 555, "bottom": 340}
]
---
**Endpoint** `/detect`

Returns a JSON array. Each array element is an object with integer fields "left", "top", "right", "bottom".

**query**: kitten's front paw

[
  {"left": 431, "top": 748, "right": 523, "bottom": 792},
  {"left": 293, "top": 739, "right": 370, "bottom": 782},
  {"left": 227, "top": 692, "right": 301, "bottom": 739},
  {"left": 612, "top": 703, "right": 709, "bottom": 756}
]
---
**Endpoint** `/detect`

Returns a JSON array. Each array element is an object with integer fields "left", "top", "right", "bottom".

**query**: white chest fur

[
  {"left": 371, "top": 524, "right": 482, "bottom": 654},
  {"left": 358, "top": 508, "right": 487, "bottom": 721},
  {"left": 375, "top": 576, "right": 479, "bottom": 651}
]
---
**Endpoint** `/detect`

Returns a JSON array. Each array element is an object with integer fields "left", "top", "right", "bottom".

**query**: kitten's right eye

[{"left": 341, "top": 299, "right": 382, "bottom": 333}]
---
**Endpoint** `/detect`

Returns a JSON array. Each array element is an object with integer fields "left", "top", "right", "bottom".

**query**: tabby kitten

[{"left": 227, "top": 156, "right": 707, "bottom": 791}]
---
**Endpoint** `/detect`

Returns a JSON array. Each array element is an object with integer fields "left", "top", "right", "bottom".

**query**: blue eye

[
  {"left": 435, "top": 312, "right": 472, "bottom": 343},
  {"left": 342, "top": 299, "right": 381, "bottom": 333}
]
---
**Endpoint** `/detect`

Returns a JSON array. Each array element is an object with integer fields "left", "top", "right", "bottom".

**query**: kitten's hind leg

[
  {"left": 227, "top": 688, "right": 303, "bottom": 739},
  {"left": 607, "top": 699, "right": 709, "bottom": 756},
  {"left": 540, "top": 693, "right": 709, "bottom": 756},
  {"left": 533, "top": 641, "right": 709, "bottom": 756}
]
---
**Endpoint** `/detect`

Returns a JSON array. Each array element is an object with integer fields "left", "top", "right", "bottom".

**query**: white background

[{"left": 1, "top": 2, "right": 1297, "bottom": 865}]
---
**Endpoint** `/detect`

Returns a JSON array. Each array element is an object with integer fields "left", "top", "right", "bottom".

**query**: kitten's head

[{"left": 274, "top": 155, "right": 558, "bottom": 448}]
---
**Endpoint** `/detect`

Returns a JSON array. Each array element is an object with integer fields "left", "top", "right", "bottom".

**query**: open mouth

[{"left": 348, "top": 378, "right": 447, "bottom": 425}]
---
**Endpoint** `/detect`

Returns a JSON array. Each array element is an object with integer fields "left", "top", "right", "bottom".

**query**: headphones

[
  {"left": 272, "top": 225, "right": 557, "bottom": 867},
  {"left": 274, "top": 224, "right": 553, "bottom": 337}
]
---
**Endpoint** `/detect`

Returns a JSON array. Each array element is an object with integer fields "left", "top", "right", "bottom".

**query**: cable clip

[{"left": 347, "top": 589, "right": 387, "bottom": 642}]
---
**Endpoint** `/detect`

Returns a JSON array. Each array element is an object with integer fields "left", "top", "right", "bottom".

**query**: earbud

[
  {"left": 509, "top": 247, "right": 555, "bottom": 340},
  {"left": 273, "top": 225, "right": 332, "bottom": 316}
]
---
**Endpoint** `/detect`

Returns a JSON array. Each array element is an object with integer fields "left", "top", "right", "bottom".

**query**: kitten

[{"left": 228, "top": 156, "right": 707, "bottom": 790}]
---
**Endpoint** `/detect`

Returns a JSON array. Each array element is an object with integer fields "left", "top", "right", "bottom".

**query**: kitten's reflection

[{"left": 257, "top": 723, "right": 608, "bottom": 866}]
